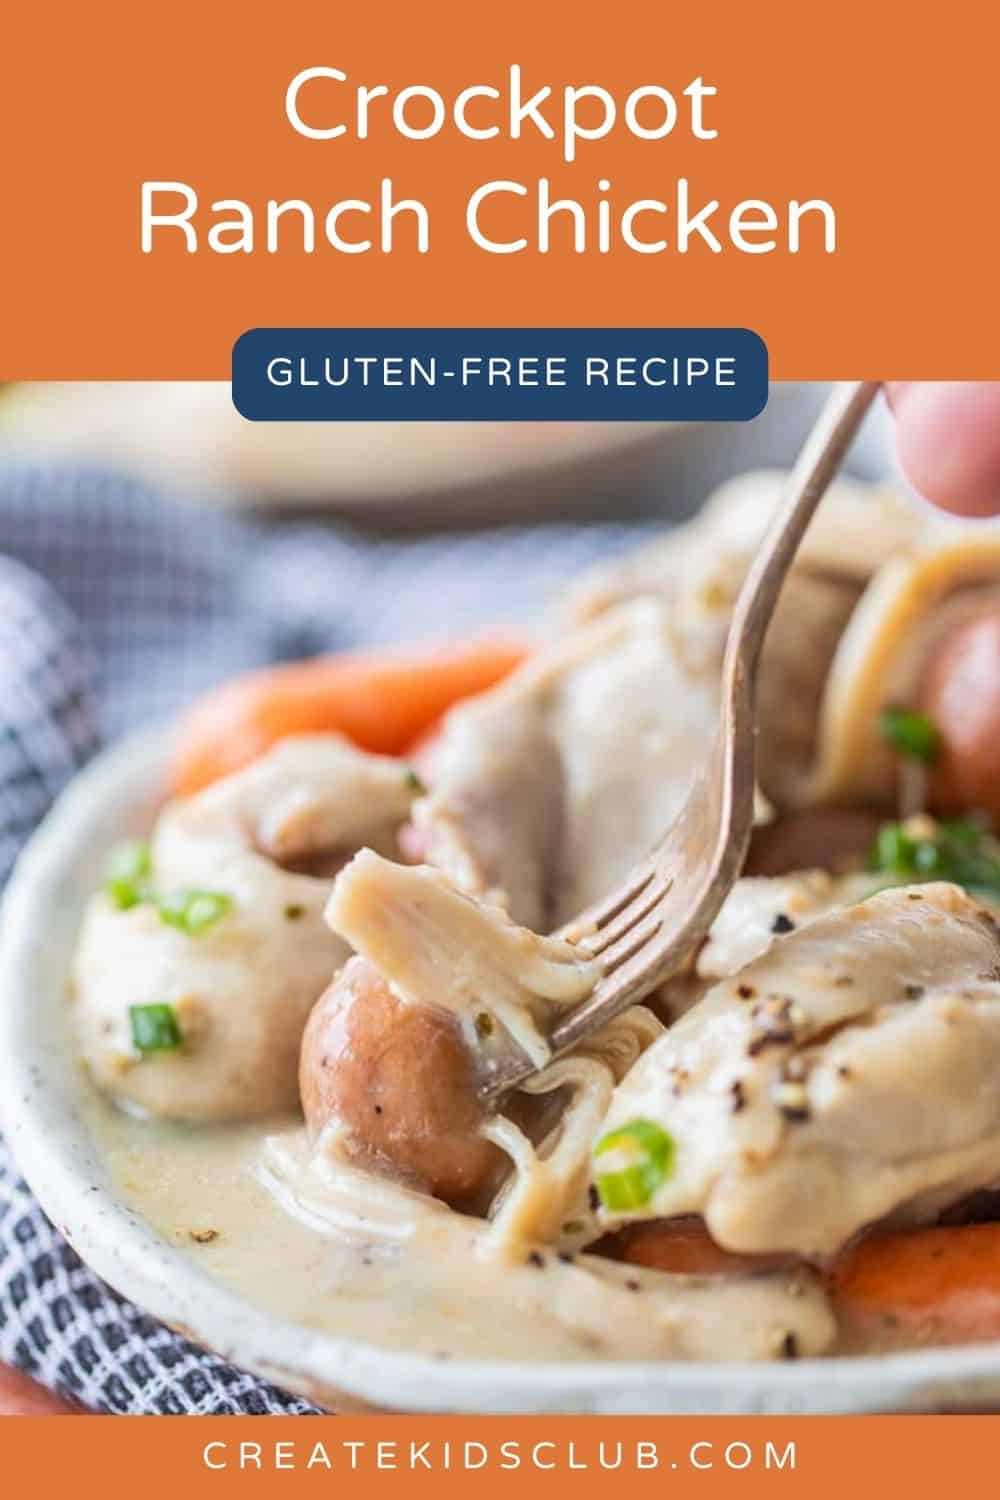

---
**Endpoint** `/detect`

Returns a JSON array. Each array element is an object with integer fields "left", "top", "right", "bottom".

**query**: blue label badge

[{"left": 232, "top": 328, "right": 768, "bottom": 422}]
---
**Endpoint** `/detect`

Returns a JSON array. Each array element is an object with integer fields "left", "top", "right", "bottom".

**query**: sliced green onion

[
  {"left": 402, "top": 766, "right": 426, "bottom": 795},
  {"left": 157, "top": 888, "right": 232, "bottom": 935},
  {"left": 878, "top": 705, "right": 941, "bottom": 764},
  {"left": 868, "top": 815, "right": 1000, "bottom": 894},
  {"left": 104, "top": 840, "right": 153, "bottom": 909},
  {"left": 868, "top": 822, "right": 916, "bottom": 875},
  {"left": 939, "top": 813, "right": 992, "bottom": 849},
  {"left": 593, "top": 1118, "right": 675, "bottom": 1212},
  {"left": 129, "top": 1003, "right": 182, "bottom": 1053}
]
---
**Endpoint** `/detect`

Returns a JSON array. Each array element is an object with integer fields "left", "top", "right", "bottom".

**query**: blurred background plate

[{"left": 0, "top": 382, "right": 893, "bottom": 526}]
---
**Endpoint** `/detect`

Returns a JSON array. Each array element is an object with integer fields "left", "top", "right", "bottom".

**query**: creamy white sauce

[{"left": 82, "top": 1088, "right": 839, "bottom": 1364}]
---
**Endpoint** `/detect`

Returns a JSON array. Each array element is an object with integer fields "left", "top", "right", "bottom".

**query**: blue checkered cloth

[{"left": 0, "top": 461, "right": 653, "bottom": 1414}]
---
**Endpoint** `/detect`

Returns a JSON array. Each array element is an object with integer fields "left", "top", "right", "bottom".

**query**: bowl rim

[{"left": 4, "top": 730, "right": 1000, "bottom": 1413}]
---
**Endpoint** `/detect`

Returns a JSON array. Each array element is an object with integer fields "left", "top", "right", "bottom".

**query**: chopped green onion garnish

[
  {"left": 878, "top": 705, "right": 941, "bottom": 764},
  {"left": 593, "top": 1118, "right": 675, "bottom": 1212},
  {"left": 104, "top": 840, "right": 153, "bottom": 909},
  {"left": 870, "top": 822, "right": 917, "bottom": 875},
  {"left": 129, "top": 1003, "right": 182, "bottom": 1053},
  {"left": 403, "top": 766, "right": 426, "bottom": 795},
  {"left": 157, "top": 888, "right": 231, "bottom": 935},
  {"left": 868, "top": 815, "right": 1000, "bottom": 894}
]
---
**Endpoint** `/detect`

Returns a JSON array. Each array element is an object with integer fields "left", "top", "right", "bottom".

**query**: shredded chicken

[
  {"left": 327, "top": 849, "right": 598, "bottom": 1069},
  {"left": 597, "top": 883, "right": 1000, "bottom": 1256},
  {"left": 415, "top": 599, "right": 721, "bottom": 930}
]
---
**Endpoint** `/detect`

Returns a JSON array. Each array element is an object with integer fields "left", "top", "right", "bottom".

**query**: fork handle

[{"left": 724, "top": 381, "right": 882, "bottom": 683}]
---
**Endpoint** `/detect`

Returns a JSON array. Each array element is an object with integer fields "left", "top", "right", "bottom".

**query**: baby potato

[
  {"left": 918, "top": 606, "right": 1000, "bottom": 820},
  {"left": 300, "top": 956, "right": 506, "bottom": 1209}
]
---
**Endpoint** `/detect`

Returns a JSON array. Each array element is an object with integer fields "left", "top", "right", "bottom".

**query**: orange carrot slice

[
  {"left": 170, "top": 639, "right": 527, "bottom": 798},
  {"left": 831, "top": 1224, "right": 1000, "bottom": 1343}
]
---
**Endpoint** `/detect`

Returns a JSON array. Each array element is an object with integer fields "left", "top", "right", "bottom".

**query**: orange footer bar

[{"left": 1, "top": 1415, "right": 996, "bottom": 1495}]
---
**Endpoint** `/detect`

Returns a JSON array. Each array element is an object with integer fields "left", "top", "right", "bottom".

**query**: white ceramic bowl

[{"left": 3, "top": 731, "right": 1000, "bottom": 1413}]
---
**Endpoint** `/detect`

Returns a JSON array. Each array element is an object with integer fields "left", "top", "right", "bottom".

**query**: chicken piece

[
  {"left": 693, "top": 870, "right": 845, "bottom": 981},
  {"left": 414, "top": 499, "right": 881, "bottom": 939},
  {"left": 74, "top": 737, "right": 419, "bottom": 1121},
  {"left": 415, "top": 599, "right": 721, "bottom": 931},
  {"left": 594, "top": 883, "right": 1000, "bottom": 1256},
  {"left": 326, "top": 849, "right": 597, "bottom": 1070},
  {"left": 560, "top": 469, "right": 925, "bottom": 626}
]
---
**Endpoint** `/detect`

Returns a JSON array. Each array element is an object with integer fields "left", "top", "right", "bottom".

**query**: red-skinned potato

[
  {"left": 300, "top": 956, "right": 505, "bottom": 1209},
  {"left": 917, "top": 606, "right": 1000, "bottom": 821}
]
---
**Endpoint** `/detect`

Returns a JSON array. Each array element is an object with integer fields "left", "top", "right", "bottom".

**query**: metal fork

[{"left": 483, "top": 380, "right": 881, "bottom": 1099}]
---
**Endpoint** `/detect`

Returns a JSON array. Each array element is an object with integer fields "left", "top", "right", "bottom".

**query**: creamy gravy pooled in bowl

[{"left": 86, "top": 1096, "right": 835, "bottom": 1364}]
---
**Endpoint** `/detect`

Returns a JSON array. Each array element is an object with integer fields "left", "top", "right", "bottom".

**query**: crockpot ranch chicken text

[{"left": 74, "top": 470, "right": 1000, "bottom": 1363}]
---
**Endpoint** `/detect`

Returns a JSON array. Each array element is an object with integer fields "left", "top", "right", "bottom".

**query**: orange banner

[
  {"left": 2, "top": 0, "right": 999, "bottom": 379},
  {"left": 2, "top": 1415, "right": 998, "bottom": 1493}
]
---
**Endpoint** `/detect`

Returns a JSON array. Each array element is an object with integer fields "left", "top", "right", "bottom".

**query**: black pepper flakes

[
  {"left": 527, "top": 1251, "right": 545, "bottom": 1268},
  {"left": 737, "top": 983, "right": 756, "bottom": 1000},
  {"left": 780, "top": 1331, "right": 800, "bottom": 1359},
  {"left": 771, "top": 1080, "right": 811, "bottom": 1122},
  {"left": 588, "top": 1184, "right": 600, "bottom": 1212},
  {"left": 771, "top": 912, "right": 795, "bottom": 935},
  {"left": 730, "top": 1079, "right": 747, "bottom": 1113},
  {"left": 747, "top": 996, "right": 805, "bottom": 1056},
  {"left": 904, "top": 983, "right": 925, "bottom": 1000},
  {"left": 669, "top": 1064, "right": 691, "bottom": 1097},
  {"left": 625, "top": 1279, "right": 641, "bottom": 1292}
]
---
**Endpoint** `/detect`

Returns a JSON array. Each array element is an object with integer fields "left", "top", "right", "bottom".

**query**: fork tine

[
  {"left": 577, "top": 873, "right": 670, "bottom": 957},
  {"left": 597, "top": 907, "right": 665, "bottom": 975},
  {"left": 560, "top": 859, "right": 656, "bottom": 942}
]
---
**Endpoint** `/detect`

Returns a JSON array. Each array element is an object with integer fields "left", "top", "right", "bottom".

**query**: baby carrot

[
  {"left": 831, "top": 1223, "right": 1000, "bottom": 1344},
  {"left": 169, "top": 640, "right": 527, "bottom": 797}
]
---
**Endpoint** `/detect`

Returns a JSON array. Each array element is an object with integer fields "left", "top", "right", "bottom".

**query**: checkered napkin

[{"left": 0, "top": 460, "right": 651, "bottom": 1414}]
